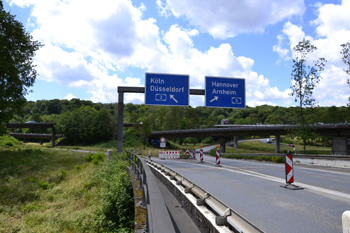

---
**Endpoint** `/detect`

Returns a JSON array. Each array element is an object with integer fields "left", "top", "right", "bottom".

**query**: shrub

[
  {"left": 272, "top": 156, "right": 285, "bottom": 163},
  {"left": 85, "top": 154, "right": 95, "bottom": 162},
  {"left": 4, "top": 141, "right": 14, "bottom": 147},
  {"left": 37, "top": 180, "right": 55, "bottom": 190}
]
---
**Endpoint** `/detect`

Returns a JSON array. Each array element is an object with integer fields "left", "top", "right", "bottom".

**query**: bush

[
  {"left": 201, "top": 137, "right": 214, "bottom": 144},
  {"left": 123, "top": 128, "right": 141, "bottom": 148},
  {"left": 85, "top": 152, "right": 105, "bottom": 165},
  {"left": 94, "top": 152, "right": 134, "bottom": 231},
  {"left": 0, "top": 135, "right": 20, "bottom": 147},
  {"left": 272, "top": 156, "right": 285, "bottom": 163},
  {"left": 4, "top": 141, "right": 14, "bottom": 147}
]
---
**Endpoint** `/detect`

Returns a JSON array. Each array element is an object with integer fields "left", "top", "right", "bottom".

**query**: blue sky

[{"left": 3, "top": 0, "right": 350, "bottom": 107}]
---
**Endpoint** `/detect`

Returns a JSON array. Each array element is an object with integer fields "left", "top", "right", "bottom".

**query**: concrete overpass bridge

[{"left": 151, "top": 123, "right": 350, "bottom": 155}]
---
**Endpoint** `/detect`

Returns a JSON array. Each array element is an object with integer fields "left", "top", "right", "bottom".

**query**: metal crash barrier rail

[
  {"left": 127, "top": 151, "right": 176, "bottom": 233},
  {"left": 145, "top": 159, "right": 265, "bottom": 233}
]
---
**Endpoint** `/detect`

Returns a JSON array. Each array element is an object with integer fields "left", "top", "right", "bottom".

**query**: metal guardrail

[
  {"left": 146, "top": 159, "right": 265, "bottom": 233},
  {"left": 127, "top": 152, "right": 176, "bottom": 233}
]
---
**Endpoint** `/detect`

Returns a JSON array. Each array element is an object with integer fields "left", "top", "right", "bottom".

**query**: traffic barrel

[
  {"left": 216, "top": 145, "right": 220, "bottom": 166},
  {"left": 200, "top": 145, "right": 203, "bottom": 162}
]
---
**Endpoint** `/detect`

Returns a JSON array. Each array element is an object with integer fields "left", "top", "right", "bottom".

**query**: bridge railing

[
  {"left": 146, "top": 159, "right": 265, "bottom": 233},
  {"left": 126, "top": 151, "right": 176, "bottom": 233}
]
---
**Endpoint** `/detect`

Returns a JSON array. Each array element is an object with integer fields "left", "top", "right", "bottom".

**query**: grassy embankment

[
  {"left": 225, "top": 140, "right": 333, "bottom": 154},
  {"left": 213, "top": 140, "right": 333, "bottom": 163},
  {"left": 0, "top": 135, "right": 134, "bottom": 233}
]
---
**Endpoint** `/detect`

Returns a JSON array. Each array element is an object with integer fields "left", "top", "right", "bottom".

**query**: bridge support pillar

[
  {"left": 332, "top": 136, "right": 349, "bottom": 155},
  {"left": 234, "top": 136, "right": 238, "bottom": 148},
  {"left": 275, "top": 135, "right": 280, "bottom": 153},
  {"left": 51, "top": 127, "right": 56, "bottom": 148},
  {"left": 220, "top": 137, "right": 226, "bottom": 153}
]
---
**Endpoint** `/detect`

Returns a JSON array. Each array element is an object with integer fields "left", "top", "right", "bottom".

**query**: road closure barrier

[
  {"left": 200, "top": 146, "right": 203, "bottom": 162},
  {"left": 280, "top": 153, "right": 303, "bottom": 190},
  {"left": 159, "top": 150, "right": 180, "bottom": 159},
  {"left": 216, "top": 145, "right": 221, "bottom": 166},
  {"left": 193, "top": 146, "right": 196, "bottom": 159}
]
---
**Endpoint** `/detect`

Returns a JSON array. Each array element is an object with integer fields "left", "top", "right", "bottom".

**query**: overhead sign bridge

[{"left": 117, "top": 73, "right": 246, "bottom": 152}]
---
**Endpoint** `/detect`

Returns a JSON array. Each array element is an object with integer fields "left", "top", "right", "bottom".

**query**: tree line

[{"left": 6, "top": 98, "right": 350, "bottom": 145}]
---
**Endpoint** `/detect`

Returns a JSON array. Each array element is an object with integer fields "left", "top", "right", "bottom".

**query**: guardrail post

[
  {"left": 138, "top": 161, "right": 143, "bottom": 189},
  {"left": 107, "top": 150, "right": 112, "bottom": 160}
]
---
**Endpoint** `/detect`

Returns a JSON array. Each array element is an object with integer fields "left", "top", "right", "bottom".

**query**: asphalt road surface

[{"left": 151, "top": 154, "right": 350, "bottom": 233}]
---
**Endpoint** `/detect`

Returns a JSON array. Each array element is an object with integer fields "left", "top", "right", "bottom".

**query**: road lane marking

[{"left": 154, "top": 159, "right": 350, "bottom": 200}]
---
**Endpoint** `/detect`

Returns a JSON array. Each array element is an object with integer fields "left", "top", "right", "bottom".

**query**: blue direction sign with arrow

[
  {"left": 145, "top": 73, "right": 189, "bottom": 106},
  {"left": 205, "top": 76, "right": 246, "bottom": 108}
]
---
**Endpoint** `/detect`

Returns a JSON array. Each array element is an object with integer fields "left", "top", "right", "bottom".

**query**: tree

[
  {"left": 340, "top": 42, "right": 350, "bottom": 105},
  {"left": 0, "top": 1, "right": 42, "bottom": 134},
  {"left": 289, "top": 38, "right": 326, "bottom": 152},
  {"left": 139, "top": 116, "right": 151, "bottom": 149}
]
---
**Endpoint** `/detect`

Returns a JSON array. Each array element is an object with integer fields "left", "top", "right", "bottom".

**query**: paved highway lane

[{"left": 151, "top": 155, "right": 350, "bottom": 233}]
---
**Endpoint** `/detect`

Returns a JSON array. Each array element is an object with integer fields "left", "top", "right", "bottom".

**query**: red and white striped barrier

[
  {"left": 159, "top": 150, "right": 180, "bottom": 159},
  {"left": 200, "top": 148, "right": 203, "bottom": 162},
  {"left": 285, "top": 153, "right": 294, "bottom": 183},
  {"left": 216, "top": 146, "right": 220, "bottom": 165},
  {"left": 185, "top": 149, "right": 190, "bottom": 156},
  {"left": 193, "top": 148, "right": 196, "bottom": 159}
]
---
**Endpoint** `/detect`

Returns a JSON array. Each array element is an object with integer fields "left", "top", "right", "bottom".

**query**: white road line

[{"left": 155, "top": 159, "right": 350, "bottom": 200}]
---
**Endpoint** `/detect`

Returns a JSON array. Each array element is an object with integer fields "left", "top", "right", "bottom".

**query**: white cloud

[
  {"left": 64, "top": 94, "right": 76, "bottom": 100},
  {"left": 10, "top": 0, "right": 294, "bottom": 106},
  {"left": 273, "top": 34, "right": 290, "bottom": 61},
  {"left": 273, "top": 1, "right": 350, "bottom": 106},
  {"left": 160, "top": 0, "right": 305, "bottom": 39}
]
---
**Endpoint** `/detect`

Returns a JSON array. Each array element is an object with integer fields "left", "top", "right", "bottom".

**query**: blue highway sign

[
  {"left": 145, "top": 73, "right": 189, "bottom": 106},
  {"left": 205, "top": 76, "right": 245, "bottom": 108}
]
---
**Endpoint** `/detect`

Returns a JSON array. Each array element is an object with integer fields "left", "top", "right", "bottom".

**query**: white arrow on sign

[
  {"left": 170, "top": 95, "right": 178, "bottom": 103},
  {"left": 210, "top": 96, "right": 219, "bottom": 102}
]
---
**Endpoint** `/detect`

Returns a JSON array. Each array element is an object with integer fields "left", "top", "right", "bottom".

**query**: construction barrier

[
  {"left": 200, "top": 146, "right": 203, "bottom": 162},
  {"left": 159, "top": 150, "right": 180, "bottom": 159},
  {"left": 285, "top": 153, "right": 294, "bottom": 183},
  {"left": 193, "top": 147, "right": 196, "bottom": 159},
  {"left": 185, "top": 149, "right": 190, "bottom": 156},
  {"left": 216, "top": 145, "right": 220, "bottom": 165}
]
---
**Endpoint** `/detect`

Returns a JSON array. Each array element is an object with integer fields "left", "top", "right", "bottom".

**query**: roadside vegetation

[
  {"left": 225, "top": 139, "right": 333, "bottom": 155},
  {"left": 5, "top": 98, "right": 349, "bottom": 149},
  {"left": 0, "top": 136, "right": 133, "bottom": 233}
]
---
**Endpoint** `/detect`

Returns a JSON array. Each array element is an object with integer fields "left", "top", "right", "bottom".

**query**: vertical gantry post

[{"left": 117, "top": 91, "right": 124, "bottom": 153}]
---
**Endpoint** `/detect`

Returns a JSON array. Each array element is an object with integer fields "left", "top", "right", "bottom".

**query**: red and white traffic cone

[
  {"left": 216, "top": 145, "right": 221, "bottom": 166},
  {"left": 200, "top": 145, "right": 203, "bottom": 162}
]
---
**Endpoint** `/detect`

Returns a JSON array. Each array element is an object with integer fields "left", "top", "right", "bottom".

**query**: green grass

[
  {"left": 0, "top": 140, "right": 133, "bottom": 233},
  {"left": 225, "top": 140, "right": 332, "bottom": 154}
]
